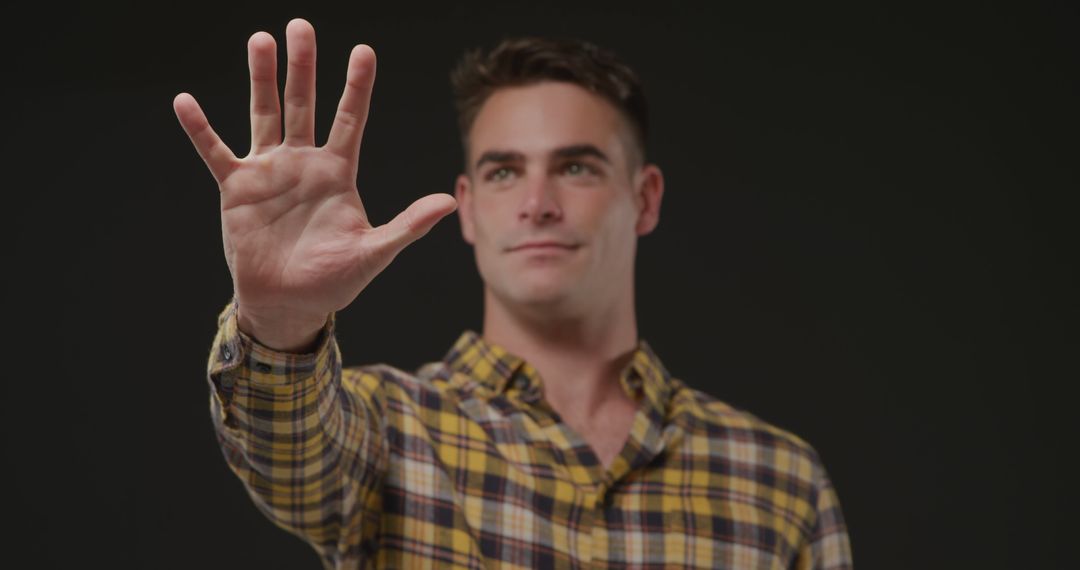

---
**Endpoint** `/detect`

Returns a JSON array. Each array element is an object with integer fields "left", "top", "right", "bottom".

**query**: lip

[{"left": 506, "top": 241, "right": 580, "bottom": 252}]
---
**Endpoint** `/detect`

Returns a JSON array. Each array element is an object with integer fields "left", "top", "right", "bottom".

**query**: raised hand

[{"left": 174, "top": 19, "right": 457, "bottom": 351}]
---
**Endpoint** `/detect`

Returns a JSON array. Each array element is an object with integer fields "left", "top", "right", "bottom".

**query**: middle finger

[
  {"left": 248, "top": 31, "right": 281, "bottom": 154},
  {"left": 283, "top": 18, "right": 317, "bottom": 146}
]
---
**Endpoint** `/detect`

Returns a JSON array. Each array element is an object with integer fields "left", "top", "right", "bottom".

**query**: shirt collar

[{"left": 443, "top": 330, "right": 675, "bottom": 413}]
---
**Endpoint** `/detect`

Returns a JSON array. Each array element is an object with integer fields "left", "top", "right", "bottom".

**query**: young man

[{"left": 175, "top": 18, "right": 852, "bottom": 570}]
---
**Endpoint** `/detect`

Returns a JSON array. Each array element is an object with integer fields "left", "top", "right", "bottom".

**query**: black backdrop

[{"left": 4, "top": 1, "right": 1075, "bottom": 568}]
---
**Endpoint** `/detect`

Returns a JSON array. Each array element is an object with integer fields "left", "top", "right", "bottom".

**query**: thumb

[{"left": 378, "top": 193, "right": 459, "bottom": 252}]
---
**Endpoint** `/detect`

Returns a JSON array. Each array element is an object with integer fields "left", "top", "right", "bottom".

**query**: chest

[
  {"left": 371, "top": 413, "right": 803, "bottom": 570},
  {"left": 539, "top": 378, "right": 643, "bottom": 470},
  {"left": 559, "top": 400, "right": 639, "bottom": 469}
]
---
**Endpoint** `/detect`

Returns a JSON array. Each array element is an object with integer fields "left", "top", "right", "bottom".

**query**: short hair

[{"left": 450, "top": 36, "right": 649, "bottom": 169}]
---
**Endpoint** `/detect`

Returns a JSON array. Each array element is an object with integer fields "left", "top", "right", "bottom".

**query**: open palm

[{"left": 174, "top": 19, "right": 456, "bottom": 349}]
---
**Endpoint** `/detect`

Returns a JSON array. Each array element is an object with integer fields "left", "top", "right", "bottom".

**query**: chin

[
  {"left": 514, "top": 283, "right": 574, "bottom": 306},
  {"left": 495, "top": 277, "right": 580, "bottom": 313}
]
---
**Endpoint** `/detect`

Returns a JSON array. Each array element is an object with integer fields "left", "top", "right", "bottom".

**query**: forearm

[{"left": 206, "top": 301, "right": 385, "bottom": 554}]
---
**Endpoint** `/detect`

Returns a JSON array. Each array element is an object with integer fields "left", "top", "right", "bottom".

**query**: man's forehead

[{"left": 467, "top": 82, "right": 632, "bottom": 164}]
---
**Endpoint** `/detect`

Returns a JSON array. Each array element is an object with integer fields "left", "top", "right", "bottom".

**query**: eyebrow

[
  {"left": 552, "top": 144, "right": 611, "bottom": 164},
  {"left": 473, "top": 144, "right": 611, "bottom": 171},
  {"left": 474, "top": 150, "right": 524, "bottom": 170}
]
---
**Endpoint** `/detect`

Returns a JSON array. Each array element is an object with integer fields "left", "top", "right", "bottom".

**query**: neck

[{"left": 481, "top": 285, "right": 639, "bottom": 415}]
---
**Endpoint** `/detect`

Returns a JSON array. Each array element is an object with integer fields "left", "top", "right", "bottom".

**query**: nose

[{"left": 518, "top": 175, "right": 563, "bottom": 224}]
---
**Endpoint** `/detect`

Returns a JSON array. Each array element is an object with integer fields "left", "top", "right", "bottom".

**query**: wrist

[{"left": 235, "top": 304, "right": 330, "bottom": 353}]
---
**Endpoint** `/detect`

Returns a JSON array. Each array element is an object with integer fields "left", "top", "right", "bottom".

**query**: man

[{"left": 175, "top": 17, "right": 853, "bottom": 569}]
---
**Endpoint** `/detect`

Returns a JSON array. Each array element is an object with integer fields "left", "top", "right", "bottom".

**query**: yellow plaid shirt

[{"left": 208, "top": 302, "right": 852, "bottom": 569}]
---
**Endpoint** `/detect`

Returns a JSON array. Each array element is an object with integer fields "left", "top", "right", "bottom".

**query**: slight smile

[{"left": 506, "top": 241, "right": 581, "bottom": 252}]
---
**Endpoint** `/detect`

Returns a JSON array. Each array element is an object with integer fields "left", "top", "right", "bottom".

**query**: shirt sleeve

[
  {"left": 206, "top": 300, "right": 388, "bottom": 567},
  {"left": 793, "top": 460, "right": 854, "bottom": 570}
]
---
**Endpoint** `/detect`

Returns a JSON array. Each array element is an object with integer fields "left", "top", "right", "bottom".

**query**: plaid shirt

[{"left": 208, "top": 302, "right": 852, "bottom": 569}]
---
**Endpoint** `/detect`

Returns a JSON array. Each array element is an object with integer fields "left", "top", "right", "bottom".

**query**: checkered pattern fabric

[{"left": 208, "top": 302, "right": 852, "bottom": 569}]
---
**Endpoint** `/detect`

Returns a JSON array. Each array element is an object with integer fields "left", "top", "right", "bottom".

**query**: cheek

[
  {"left": 469, "top": 198, "right": 501, "bottom": 242},
  {"left": 470, "top": 196, "right": 518, "bottom": 258},
  {"left": 589, "top": 200, "right": 639, "bottom": 265},
  {"left": 584, "top": 193, "right": 637, "bottom": 238}
]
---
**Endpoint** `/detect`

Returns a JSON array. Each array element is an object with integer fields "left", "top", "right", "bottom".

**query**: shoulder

[
  {"left": 338, "top": 360, "right": 462, "bottom": 411},
  {"left": 666, "top": 382, "right": 842, "bottom": 535},
  {"left": 668, "top": 383, "right": 852, "bottom": 564},
  {"left": 668, "top": 380, "right": 829, "bottom": 479}
]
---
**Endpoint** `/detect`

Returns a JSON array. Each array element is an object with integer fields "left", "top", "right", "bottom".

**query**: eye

[
  {"left": 486, "top": 166, "right": 515, "bottom": 181},
  {"left": 562, "top": 161, "right": 595, "bottom": 176}
]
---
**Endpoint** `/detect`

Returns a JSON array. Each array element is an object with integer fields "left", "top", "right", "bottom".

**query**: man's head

[
  {"left": 451, "top": 37, "right": 650, "bottom": 171},
  {"left": 451, "top": 37, "right": 664, "bottom": 320}
]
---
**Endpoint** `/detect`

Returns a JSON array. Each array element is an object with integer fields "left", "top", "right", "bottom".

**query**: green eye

[{"left": 565, "top": 162, "right": 588, "bottom": 175}]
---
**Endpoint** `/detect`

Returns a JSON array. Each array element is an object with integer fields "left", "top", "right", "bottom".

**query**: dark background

[{"left": 4, "top": 1, "right": 1075, "bottom": 568}]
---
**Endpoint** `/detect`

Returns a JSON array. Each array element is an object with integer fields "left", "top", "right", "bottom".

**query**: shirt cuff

[{"left": 207, "top": 299, "right": 337, "bottom": 388}]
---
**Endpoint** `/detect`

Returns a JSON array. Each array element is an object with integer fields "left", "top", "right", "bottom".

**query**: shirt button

[{"left": 512, "top": 377, "right": 528, "bottom": 390}]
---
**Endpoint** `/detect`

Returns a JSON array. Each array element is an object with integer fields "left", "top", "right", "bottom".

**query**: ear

[
  {"left": 455, "top": 173, "right": 476, "bottom": 244},
  {"left": 633, "top": 164, "right": 664, "bottom": 236}
]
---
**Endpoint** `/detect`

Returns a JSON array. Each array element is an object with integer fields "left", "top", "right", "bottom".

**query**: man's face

[{"left": 455, "top": 81, "right": 663, "bottom": 316}]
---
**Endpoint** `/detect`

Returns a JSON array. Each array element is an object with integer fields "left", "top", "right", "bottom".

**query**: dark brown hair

[{"left": 450, "top": 37, "right": 649, "bottom": 168}]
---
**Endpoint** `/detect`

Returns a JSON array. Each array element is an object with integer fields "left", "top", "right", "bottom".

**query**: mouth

[{"left": 506, "top": 241, "right": 581, "bottom": 253}]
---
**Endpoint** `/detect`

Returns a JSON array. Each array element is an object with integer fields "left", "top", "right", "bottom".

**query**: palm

[
  {"left": 174, "top": 19, "right": 456, "bottom": 340},
  {"left": 221, "top": 146, "right": 373, "bottom": 313}
]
